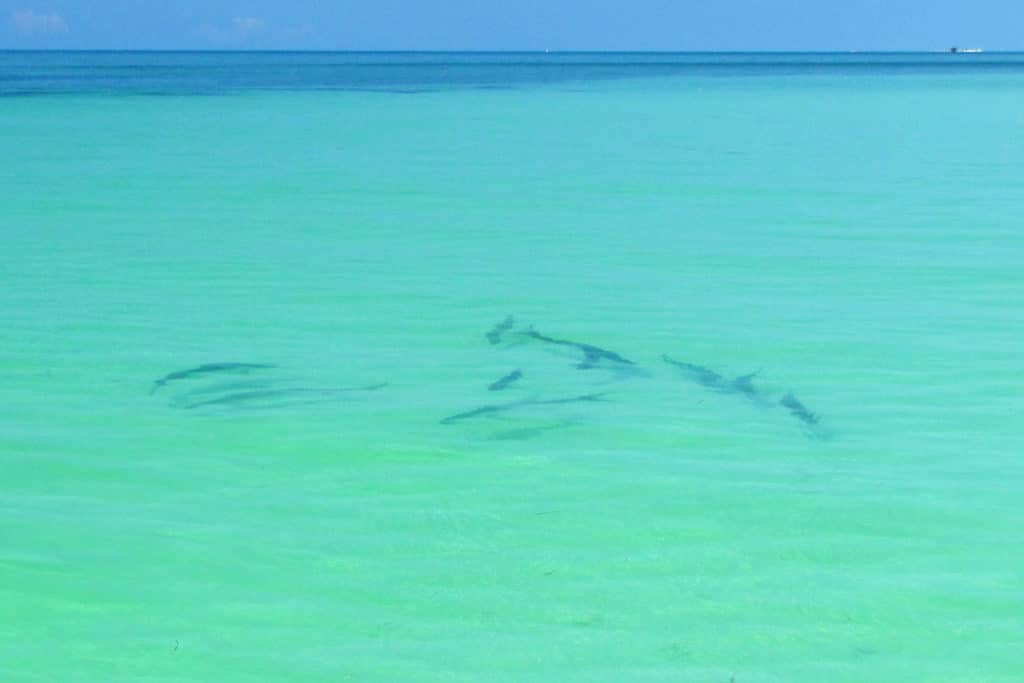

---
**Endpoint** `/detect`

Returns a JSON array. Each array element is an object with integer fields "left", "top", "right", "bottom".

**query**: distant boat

[{"left": 948, "top": 47, "right": 983, "bottom": 54}]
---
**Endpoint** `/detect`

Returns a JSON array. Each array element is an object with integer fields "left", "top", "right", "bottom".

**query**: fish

[
  {"left": 729, "top": 370, "right": 762, "bottom": 399},
  {"left": 525, "top": 328, "right": 634, "bottom": 368},
  {"left": 662, "top": 355, "right": 728, "bottom": 389},
  {"left": 439, "top": 403, "right": 514, "bottom": 424},
  {"left": 485, "top": 315, "right": 516, "bottom": 345},
  {"left": 440, "top": 393, "right": 606, "bottom": 425},
  {"left": 150, "top": 362, "right": 277, "bottom": 394},
  {"left": 488, "top": 369, "right": 523, "bottom": 391},
  {"left": 663, "top": 355, "right": 760, "bottom": 396},
  {"left": 779, "top": 393, "right": 820, "bottom": 425}
]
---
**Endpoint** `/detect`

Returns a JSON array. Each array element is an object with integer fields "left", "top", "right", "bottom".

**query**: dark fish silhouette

[
  {"left": 151, "top": 363, "right": 277, "bottom": 394},
  {"left": 485, "top": 315, "right": 516, "bottom": 345},
  {"left": 663, "top": 356, "right": 760, "bottom": 396},
  {"left": 488, "top": 369, "right": 523, "bottom": 391},
  {"left": 181, "top": 383, "right": 387, "bottom": 410},
  {"left": 440, "top": 393, "right": 606, "bottom": 425},
  {"left": 729, "top": 371, "right": 762, "bottom": 399},
  {"left": 780, "top": 393, "right": 820, "bottom": 425},
  {"left": 439, "top": 403, "right": 516, "bottom": 424},
  {"left": 525, "top": 329, "right": 634, "bottom": 368},
  {"left": 662, "top": 355, "right": 727, "bottom": 389}
]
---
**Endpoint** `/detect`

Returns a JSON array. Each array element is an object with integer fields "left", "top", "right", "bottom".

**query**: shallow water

[{"left": 2, "top": 53, "right": 1022, "bottom": 681}]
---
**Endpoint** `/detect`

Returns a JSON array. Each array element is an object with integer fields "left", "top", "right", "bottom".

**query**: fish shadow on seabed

[
  {"left": 150, "top": 361, "right": 388, "bottom": 413},
  {"left": 487, "top": 419, "right": 580, "bottom": 442},
  {"left": 440, "top": 393, "right": 608, "bottom": 425},
  {"left": 171, "top": 384, "right": 388, "bottom": 411}
]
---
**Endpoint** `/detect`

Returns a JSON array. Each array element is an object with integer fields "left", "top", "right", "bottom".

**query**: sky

[{"left": 0, "top": 1, "right": 1019, "bottom": 51}]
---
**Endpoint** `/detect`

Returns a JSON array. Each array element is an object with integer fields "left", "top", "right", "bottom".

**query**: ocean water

[{"left": 1, "top": 52, "right": 1022, "bottom": 681}]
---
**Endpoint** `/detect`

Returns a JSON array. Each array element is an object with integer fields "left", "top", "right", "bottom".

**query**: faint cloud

[
  {"left": 11, "top": 8, "right": 68, "bottom": 35},
  {"left": 195, "top": 16, "right": 315, "bottom": 47},
  {"left": 231, "top": 16, "right": 265, "bottom": 37}
]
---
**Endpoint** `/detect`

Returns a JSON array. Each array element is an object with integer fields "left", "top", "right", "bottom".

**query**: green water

[{"left": 2, "top": 60, "right": 1023, "bottom": 681}]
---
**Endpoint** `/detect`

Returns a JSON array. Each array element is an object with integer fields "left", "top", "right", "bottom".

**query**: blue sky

[{"left": 1, "top": 1, "right": 1018, "bottom": 50}]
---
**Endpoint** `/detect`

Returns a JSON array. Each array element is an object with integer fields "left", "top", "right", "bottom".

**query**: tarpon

[
  {"left": 150, "top": 362, "right": 277, "bottom": 394},
  {"left": 779, "top": 393, "right": 820, "bottom": 425},
  {"left": 662, "top": 355, "right": 728, "bottom": 389},
  {"left": 663, "top": 356, "right": 761, "bottom": 396},
  {"left": 488, "top": 369, "right": 523, "bottom": 391},
  {"left": 729, "top": 371, "right": 762, "bottom": 399},
  {"left": 525, "top": 328, "right": 634, "bottom": 368},
  {"left": 485, "top": 315, "right": 516, "bottom": 345}
]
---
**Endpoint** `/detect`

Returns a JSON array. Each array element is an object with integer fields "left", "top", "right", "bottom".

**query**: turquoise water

[{"left": 2, "top": 53, "right": 1022, "bottom": 681}]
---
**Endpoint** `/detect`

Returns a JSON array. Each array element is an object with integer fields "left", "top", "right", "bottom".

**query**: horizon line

[{"left": 0, "top": 48, "right": 1014, "bottom": 54}]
